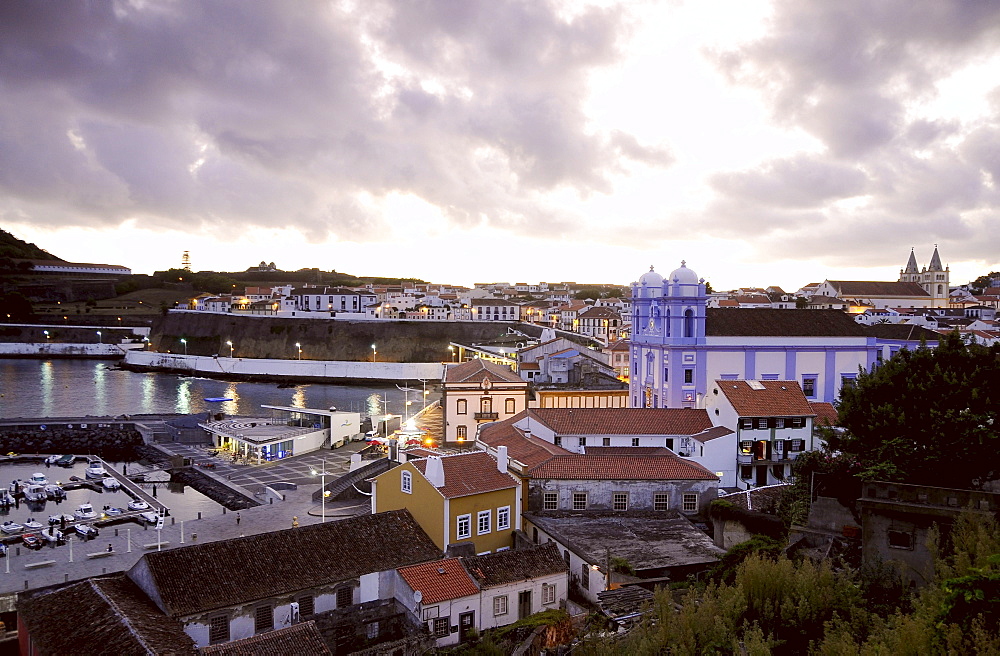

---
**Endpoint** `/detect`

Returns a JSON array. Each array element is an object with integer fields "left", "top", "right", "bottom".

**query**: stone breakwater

[
  {"left": 0, "top": 424, "right": 143, "bottom": 461},
  {"left": 134, "top": 445, "right": 259, "bottom": 511}
]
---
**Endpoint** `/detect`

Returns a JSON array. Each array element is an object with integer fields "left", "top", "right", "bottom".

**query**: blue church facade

[{"left": 629, "top": 262, "right": 931, "bottom": 409}]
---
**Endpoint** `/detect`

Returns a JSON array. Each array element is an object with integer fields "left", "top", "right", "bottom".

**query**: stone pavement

[{"left": 0, "top": 442, "right": 373, "bottom": 600}]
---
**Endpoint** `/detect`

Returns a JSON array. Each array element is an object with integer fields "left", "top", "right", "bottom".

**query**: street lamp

[
  {"left": 43, "top": 330, "right": 50, "bottom": 341},
  {"left": 96, "top": 331, "right": 102, "bottom": 344},
  {"left": 226, "top": 340, "right": 234, "bottom": 358},
  {"left": 295, "top": 343, "right": 301, "bottom": 360},
  {"left": 448, "top": 345, "right": 455, "bottom": 362},
  {"left": 143, "top": 336, "right": 149, "bottom": 349},
  {"left": 311, "top": 459, "right": 331, "bottom": 523},
  {"left": 180, "top": 338, "right": 187, "bottom": 355},
  {"left": 371, "top": 344, "right": 376, "bottom": 363}
]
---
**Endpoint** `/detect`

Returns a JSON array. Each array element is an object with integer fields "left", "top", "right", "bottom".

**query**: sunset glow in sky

[{"left": 3, "top": 1, "right": 999, "bottom": 290}]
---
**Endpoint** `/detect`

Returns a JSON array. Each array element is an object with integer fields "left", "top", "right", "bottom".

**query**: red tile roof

[
  {"left": 715, "top": 380, "right": 814, "bottom": 417},
  {"left": 462, "top": 542, "right": 567, "bottom": 588},
  {"left": 413, "top": 451, "right": 519, "bottom": 499},
  {"left": 444, "top": 358, "right": 524, "bottom": 384},
  {"left": 478, "top": 420, "right": 573, "bottom": 470},
  {"left": 201, "top": 621, "right": 330, "bottom": 655},
  {"left": 529, "top": 454, "right": 717, "bottom": 481},
  {"left": 398, "top": 559, "right": 480, "bottom": 604},
  {"left": 810, "top": 401, "right": 839, "bottom": 427},
  {"left": 690, "top": 425, "right": 735, "bottom": 443},
  {"left": 525, "top": 408, "right": 713, "bottom": 436},
  {"left": 584, "top": 446, "right": 673, "bottom": 456}
]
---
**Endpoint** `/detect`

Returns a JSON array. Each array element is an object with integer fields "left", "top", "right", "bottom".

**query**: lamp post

[
  {"left": 295, "top": 343, "right": 302, "bottom": 360},
  {"left": 96, "top": 331, "right": 102, "bottom": 344},
  {"left": 311, "top": 459, "right": 331, "bottom": 523},
  {"left": 371, "top": 344, "right": 376, "bottom": 363},
  {"left": 226, "top": 340, "right": 234, "bottom": 358},
  {"left": 43, "top": 330, "right": 49, "bottom": 341},
  {"left": 448, "top": 345, "right": 455, "bottom": 362},
  {"left": 143, "top": 336, "right": 149, "bottom": 349},
  {"left": 180, "top": 338, "right": 187, "bottom": 355}
]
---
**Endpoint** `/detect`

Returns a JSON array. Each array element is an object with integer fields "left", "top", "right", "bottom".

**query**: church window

[
  {"left": 684, "top": 369, "right": 693, "bottom": 384},
  {"left": 802, "top": 377, "right": 816, "bottom": 397},
  {"left": 684, "top": 309, "right": 694, "bottom": 338},
  {"left": 937, "top": 284, "right": 943, "bottom": 294}
]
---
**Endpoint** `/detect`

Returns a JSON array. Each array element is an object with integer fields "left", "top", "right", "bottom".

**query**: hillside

[{"left": 0, "top": 229, "right": 62, "bottom": 260}]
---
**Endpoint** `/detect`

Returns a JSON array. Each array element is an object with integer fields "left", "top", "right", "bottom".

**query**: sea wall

[
  {"left": 0, "top": 421, "right": 143, "bottom": 461},
  {"left": 0, "top": 342, "right": 143, "bottom": 359},
  {"left": 123, "top": 350, "right": 444, "bottom": 383}
]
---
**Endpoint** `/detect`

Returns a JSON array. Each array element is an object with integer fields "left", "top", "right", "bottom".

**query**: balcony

[{"left": 474, "top": 412, "right": 499, "bottom": 421}]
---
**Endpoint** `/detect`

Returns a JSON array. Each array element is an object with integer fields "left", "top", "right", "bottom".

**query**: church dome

[
  {"left": 638, "top": 266, "right": 664, "bottom": 288},
  {"left": 668, "top": 261, "right": 699, "bottom": 285}
]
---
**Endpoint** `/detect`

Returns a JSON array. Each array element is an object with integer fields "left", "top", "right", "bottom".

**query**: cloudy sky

[{"left": 2, "top": 0, "right": 999, "bottom": 290}]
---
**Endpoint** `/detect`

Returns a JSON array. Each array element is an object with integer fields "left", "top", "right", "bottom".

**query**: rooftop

[
  {"left": 714, "top": 380, "right": 814, "bottom": 417},
  {"left": 462, "top": 542, "right": 568, "bottom": 588},
  {"left": 397, "top": 558, "right": 480, "bottom": 604},
  {"left": 523, "top": 408, "right": 714, "bottom": 436},
  {"left": 412, "top": 450, "right": 519, "bottom": 499},
  {"left": 705, "top": 309, "right": 870, "bottom": 337},
  {"left": 529, "top": 454, "right": 717, "bottom": 481}
]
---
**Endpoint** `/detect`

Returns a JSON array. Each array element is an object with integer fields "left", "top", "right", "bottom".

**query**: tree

[
  {"left": 827, "top": 332, "right": 1000, "bottom": 488},
  {"left": 969, "top": 272, "right": 1000, "bottom": 294}
]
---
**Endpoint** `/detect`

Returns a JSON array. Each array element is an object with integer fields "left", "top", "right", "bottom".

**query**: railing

[{"left": 474, "top": 412, "right": 499, "bottom": 420}]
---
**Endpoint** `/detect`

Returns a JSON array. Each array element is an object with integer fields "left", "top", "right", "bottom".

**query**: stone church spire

[
  {"left": 904, "top": 248, "right": 919, "bottom": 274},
  {"left": 928, "top": 244, "right": 944, "bottom": 271}
]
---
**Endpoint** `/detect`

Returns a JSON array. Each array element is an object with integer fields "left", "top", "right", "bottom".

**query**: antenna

[{"left": 181, "top": 251, "right": 192, "bottom": 272}]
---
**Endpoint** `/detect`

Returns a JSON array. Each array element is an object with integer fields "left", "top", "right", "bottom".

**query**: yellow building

[{"left": 370, "top": 450, "right": 521, "bottom": 555}]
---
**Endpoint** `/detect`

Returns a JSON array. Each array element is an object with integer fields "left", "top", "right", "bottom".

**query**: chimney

[
  {"left": 425, "top": 456, "right": 445, "bottom": 488},
  {"left": 497, "top": 446, "right": 508, "bottom": 474}
]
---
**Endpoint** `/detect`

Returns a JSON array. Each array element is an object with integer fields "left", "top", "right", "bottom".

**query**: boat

[
  {"left": 0, "top": 521, "right": 23, "bottom": 534},
  {"left": 205, "top": 397, "right": 235, "bottom": 402},
  {"left": 44, "top": 455, "right": 61, "bottom": 465},
  {"left": 56, "top": 454, "right": 75, "bottom": 467},
  {"left": 28, "top": 472, "right": 48, "bottom": 486},
  {"left": 42, "top": 528, "right": 63, "bottom": 543},
  {"left": 74, "top": 503, "right": 98, "bottom": 520},
  {"left": 21, "top": 534, "right": 42, "bottom": 549},
  {"left": 138, "top": 511, "right": 159, "bottom": 524},
  {"left": 104, "top": 506, "right": 124, "bottom": 516},
  {"left": 85, "top": 461, "right": 107, "bottom": 479},
  {"left": 9, "top": 480, "right": 23, "bottom": 494},
  {"left": 74, "top": 524, "right": 98, "bottom": 539},
  {"left": 0, "top": 491, "right": 14, "bottom": 507},
  {"left": 23, "top": 485, "right": 47, "bottom": 502},
  {"left": 127, "top": 499, "right": 150, "bottom": 511},
  {"left": 44, "top": 484, "right": 66, "bottom": 500},
  {"left": 23, "top": 518, "right": 44, "bottom": 530},
  {"left": 48, "top": 514, "right": 63, "bottom": 525},
  {"left": 102, "top": 478, "right": 121, "bottom": 491}
]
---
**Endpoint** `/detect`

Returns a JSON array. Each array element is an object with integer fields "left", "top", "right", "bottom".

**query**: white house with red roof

[
  {"left": 704, "top": 379, "right": 817, "bottom": 488},
  {"left": 442, "top": 359, "right": 529, "bottom": 444}
]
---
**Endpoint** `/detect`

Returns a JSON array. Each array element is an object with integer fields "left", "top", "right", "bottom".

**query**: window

[
  {"left": 579, "top": 437, "right": 586, "bottom": 447},
  {"left": 366, "top": 622, "right": 379, "bottom": 639},
  {"left": 740, "top": 418, "right": 753, "bottom": 430},
  {"left": 254, "top": 605, "right": 273, "bottom": 633},
  {"left": 457, "top": 514, "right": 472, "bottom": 539},
  {"left": 554, "top": 435, "right": 562, "bottom": 447},
  {"left": 401, "top": 470, "right": 412, "bottom": 494},
  {"left": 433, "top": 617, "right": 450, "bottom": 638},
  {"left": 481, "top": 397, "right": 493, "bottom": 414},
  {"left": 841, "top": 375, "right": 857, "bottom": 389},
  {"left": 581, "top": 563, "right": 590, "bottom": 590},
  {"left": 775, "top": 418, "right": 785, "bottom": 429},
  {"left": 790, "top": 417, "right": 805, "bottom": 429},
  {"left": 664, "top": 367, "right": 669, "bottom": 382},
  {"left": 613, "top": 492, "right": 629, "bottom": 511},
  {"left": 684, "top": 369, "right": 693, "bottom": 384},
  {"left": 456, "top": 399, "right": 467, "bottom": 414},
  {"left": 505, "top": 398, "right": 515, "bottom": 414},
  {"left": 802, "top": 377, "right": 816, "bottom": 397},
  {"left": 653, "top": 493, "right": 670, "bottom": 511},
  {"left": 682, "top": 493, "right": 698, "bottom": 512},
  {"left": 631, "top": 437, "right": 640, "bottom": 447},
  {"left": 457, "top": 425, "right": 467, "bottom": 439},
  {"left": 337, "top": 585, "right": 353, "bottom": 608},
  {"left": 478, "top": 510, "right": 491, "bottom": 535},
  {"left": 573, "top": 493, "right": 587, "bottom": 510},
  {"left": 209, "top": 615, "right": 230, "bottom": 644},
  {"left": 740, "top": 440, "right": 753, "bottom": 454},
  {"left": 740, "top": 465, "right": 753, "bottom": 479},
  {"left": 493, "top": 595, "right": 509, "bottom": 616},
  {"left": 543, "top": 492, "right": 558, "bottom": 510},
  {"left": 542, "top": 583, "right": 556, "bottom": 605},
  {"left": 887, "top": 530, "right": 913, "bottom": 550},
  {"left": 298, "top": 594, "right": 314, "bottom": 618},
  {"left": 757, "top": 418, "right": 768, "bottom": 429},
  {"left": 497, "top": 506, "right": 510, "bottom": 530},
  {"left": 603, "top": 437, "right": 611, "bottom": 446},
  {"left": 789, "top": 439, "right": 805, "bottom": 452}
]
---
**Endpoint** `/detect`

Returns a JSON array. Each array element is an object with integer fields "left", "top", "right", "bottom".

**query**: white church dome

[
  {"left": 638, "top": 265, "right": 664, "bottom": 287},
  {"left": 668, "top": 261, "right": 699, "bottom": 284}
]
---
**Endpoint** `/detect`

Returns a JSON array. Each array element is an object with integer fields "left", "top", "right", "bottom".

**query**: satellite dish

[{"left": 413, "top": 590, "right": 423, "bottom": 603}]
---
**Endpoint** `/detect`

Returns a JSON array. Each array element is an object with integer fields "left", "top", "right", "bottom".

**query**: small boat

[
  {"left": 23, "top": 485, "right": 47, "bottom": 502},
  {"left": 44, "top": 484, "right": 66, "bottom": 500},
  {"left": 56, "top": 454, "right": 75, "bottom": 467},
  {"left": 74, "top": 524, "right": 98, "bottom": 539},
  {"left": 22, "top": 534, "right": 42, "bottom": 549},
  {"left": 1, "top": 521, "right": 23, "bottom": 534},
  {"left": 205, "top": 397, "right": 235, "bottom": 402},
  {"left": 42, "top": 528, "right": 63, "bottom": 543},
  {"left": 85, "top": 462, "right": 107, "bottom": 479},
  {"left": 23, "top": 518, "right": 44, "bottom": 530},
  {"left": 48, "top": 514, "right": 63, "bottom": 525},
  {"left": 9, "top": 480, "right": 23, "bottom": 494},
  {"left": 138, "top": 511, "right": 159, "bottom": 524},
  {"left": 104, "top": 507, "right": 124, "bottom": 516},
  {"left": 102, "top": 478, "right": 121, "bottom": 491},
  {"left": 74, "top": 503, "right": 98, "bottom": 520},
  {"left": 28, "top": 472, "right": 48, "bottom": 486},
  {"left": 44, "top": 455, "right": 61, "bottom": 465},
  {"left": 0, "top": 491, "right": 14, "bottom": 507},
  {"left": 127, "top": 499, "right": 150, "bottom": 511}
]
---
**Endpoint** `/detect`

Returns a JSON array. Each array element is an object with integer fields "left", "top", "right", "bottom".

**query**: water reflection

[
  {"left": 175, "top": 378, "right": 191, "bottom": 414},
  {"left": 222, "top": 383, "right": 239, "bottom": 416},
  {"left": 292, "top": 387, "right": 306, "bottom": 409}
]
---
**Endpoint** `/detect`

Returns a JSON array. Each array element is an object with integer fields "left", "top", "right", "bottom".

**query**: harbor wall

[{"left": 0, "top": 342, "right": 144, "bottom": 359}]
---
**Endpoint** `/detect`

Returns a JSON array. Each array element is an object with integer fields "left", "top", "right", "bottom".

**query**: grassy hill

[{"left": 0, "top": 229, "right": 62, "bottom": 260}]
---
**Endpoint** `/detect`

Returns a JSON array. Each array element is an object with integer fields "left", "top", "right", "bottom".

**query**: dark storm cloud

[
  {"left": 0, "top": 0, "right": 660, "bottom": 238},
  {"left": 704, "top": 0, "right": 1000, "bottom": 270}
]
